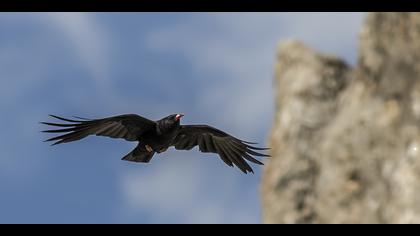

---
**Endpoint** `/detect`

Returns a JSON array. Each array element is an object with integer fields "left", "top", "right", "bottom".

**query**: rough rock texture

[{"left": 261, "top": 13, "right": 420, "bottom": 224}]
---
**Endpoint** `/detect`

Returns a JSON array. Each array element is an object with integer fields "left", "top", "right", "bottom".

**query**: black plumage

[{"left": 41, "top": 113, "right": 269, "bottom": 173}]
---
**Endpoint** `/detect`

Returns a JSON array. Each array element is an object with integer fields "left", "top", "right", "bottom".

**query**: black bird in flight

[{"left": 41, "top": 114, "right": 269, "bottom": 173}]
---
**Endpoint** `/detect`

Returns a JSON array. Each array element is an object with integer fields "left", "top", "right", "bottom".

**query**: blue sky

[{"left": 0, "top": 13, "right": 365, "bottom": 223}]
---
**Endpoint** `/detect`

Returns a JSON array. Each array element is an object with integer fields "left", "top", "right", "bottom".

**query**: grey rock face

[{"left": 261, "top": 13, "right": 420, "bottom": 224}]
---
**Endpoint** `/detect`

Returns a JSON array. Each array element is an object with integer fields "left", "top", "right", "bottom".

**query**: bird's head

[
  {"left": 174, "top": 113, "right": 184, "bottom": 122},
  {"left": 159, "top": 113, "right": 184, "bottom": 131},
  {"left": 162, "top": 113, "right": 184, "bottom": 121}
]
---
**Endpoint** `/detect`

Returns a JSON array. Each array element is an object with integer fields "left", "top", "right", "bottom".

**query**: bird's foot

[{"left": 145, "top": 144, "right": 153, "bottom": 153}]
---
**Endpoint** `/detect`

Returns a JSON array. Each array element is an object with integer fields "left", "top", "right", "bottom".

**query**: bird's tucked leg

[
  {"left": 157, "top": 147, "right": 168, "bottom": 153},
  {"left": 145, "top": 144, "right": 154, "bottom": 153}
]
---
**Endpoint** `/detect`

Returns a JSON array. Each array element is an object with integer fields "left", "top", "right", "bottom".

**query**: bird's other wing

[
  {"left": 172, "top": 125, "right": 270, "bottom": 174},
  {"left": 41, "top": 114, "right": 156, "bottom": 145}
]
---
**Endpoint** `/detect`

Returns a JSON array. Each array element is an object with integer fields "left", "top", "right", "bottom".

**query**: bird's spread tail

[{"left": 122, "top": 143, "right": 155, "bottom": 163}]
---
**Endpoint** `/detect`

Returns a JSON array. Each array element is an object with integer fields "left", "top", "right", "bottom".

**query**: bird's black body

[
  {"left": 142, "top": 114, "right": 181, "bottom": 152},
  {"left": 41, "top": 113, "right": 269, "bottom": 173}
]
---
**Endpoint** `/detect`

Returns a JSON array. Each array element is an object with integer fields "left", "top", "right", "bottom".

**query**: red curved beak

[{"left": 175, "top": 114, "right": 184, "bottom": 121}]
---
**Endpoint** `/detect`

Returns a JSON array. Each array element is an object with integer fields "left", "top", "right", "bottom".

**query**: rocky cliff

[{"left": 261, "top": 13, "right": 420, "bottom": 224}]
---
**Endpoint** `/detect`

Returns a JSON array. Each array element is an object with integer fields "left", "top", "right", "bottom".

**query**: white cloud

[
  {"left": 0, "top": 13, "right": 115, "bottom": 106},
  {"left": 118, "top": 150, "right": 261, "bottom": 223},
  {"left": 122, "top": 156, "right": 202, "bottom": 211},
  {"left": 44, "top": 13, "right": 111, "bottom": 85}
]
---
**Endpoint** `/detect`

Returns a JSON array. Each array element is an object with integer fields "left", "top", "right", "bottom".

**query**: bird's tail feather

[{"left": 122, "top": 144, "right": 155, "bottom": 163}]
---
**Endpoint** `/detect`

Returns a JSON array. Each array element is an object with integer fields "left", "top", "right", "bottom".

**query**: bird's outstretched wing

[
  {"left": 41, "top": 114, "right": 155, "bottom": 145},
  {"left": 172, "top": 125, "right": 270, "bottom": 174}
]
